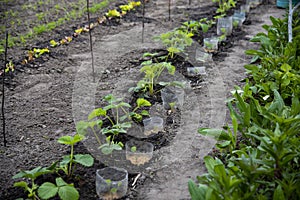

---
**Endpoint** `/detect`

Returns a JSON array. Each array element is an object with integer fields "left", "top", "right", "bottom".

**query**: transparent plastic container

[
  {"left": 96, "top": 167, "right": 128, "bottom": 200},
  {"left": 195, "top": 48, "right": 213, "bottom": 62},
  {"left": 232, "top": 11, "right": 246, "bottom": 28},
  {"left": 217, "top": 16, "right": 233, "bottom": 36},
  {"left": 161, "top": 86, "right": 185, "bottom": 110},
  {"left": 203, "top": 37, "right": 219, "bottom": 52},
  {"left": 143, "top": 116, "right": 164, "bottom": 136},
  {"left": 187, "top": 67, "right": 206, "bottom": 76},
  {"left": 125, "top": 140, "right": 154, "bottom": 166},
  {"left": 240, "top": 4, "right": 250, "bottom": 13}
]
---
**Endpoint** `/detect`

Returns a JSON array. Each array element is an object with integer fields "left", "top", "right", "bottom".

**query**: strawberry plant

[
  {"left": 155, "top": 29, "right": 193, "bottom": 59},
  {"left": 129, "top": 57, "right": 176, "bottom": 96},
  {"left": 76, "top": 94, "right": 151, "bottom": 155},
  {"left": 13, "top": 166, "right": 54, "bottom": 200},
  {"left": 212, "top": 0, "right": 236, "bottom": 15},
  {"left": 56, "top": 134, "right": 94, "bottom": 177},
  {"left": 38, "top": 177, "right": 79, "bottom": 200}
]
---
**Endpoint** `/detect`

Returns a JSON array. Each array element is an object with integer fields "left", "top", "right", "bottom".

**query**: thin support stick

[
  {"left": 2, "top": 31, "right": 8, "bottom": 147},
  {"left": 142, "top": 0, "right": 145, "bottom": 43},
  {"left": 87, "top": 0, "right": 95, "bottom": 83},
  {"left": 168, "top": 0, "right": 171, "bottom": 21},
  {"left": 189, "top": 0, "right": 191, "bottom": 5}
]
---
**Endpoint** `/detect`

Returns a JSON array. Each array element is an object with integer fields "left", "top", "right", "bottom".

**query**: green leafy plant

[
  {"left": 131, "top": 146, "right": 137, "bottom": 152},
  {"left": 168, "top": 102, "right": 176, "bottom": 112},
  {"left": 105, "top": 9, "right": 121, "bottom": 18},
  {"left": 38, "top": 177, "right": 79, "bottom": 200},
  {"left": 233, "top": 19, "right": 239, "bottom": 28},
  {"left": 119, "top": 1, "right": 141, "bottom": 14},
  {"left": 5, "top": 60, "right": 15, "bottom": 73},
  {"left": 180, "top": 18, "right": 214, "bottom": 35},
  {"left": 28, "top": 48, "right": 50, "bottom": 59},
  {"left": 189, "top": 14, "right": 300, "bottom": 200},
  {"left": 56, "top": 134, "right": 94, "bottom": 177},
  {"left": 245, "top": 15, "right": 300, "bottom": 101},
  {"left": 77, "top": 94, "right": 151, "bottom": 155},
  {"left": 130, "top": 59, "right": 176, "bottom": 96},
  {"left": 156, "top": 29, "right": 193, "bottom": 59},
  {"left": 13, "top": 166, "right": 54, "bottom": 200},
  {"left": 212, "top": 0, "right": 236, "bottom": 15}
]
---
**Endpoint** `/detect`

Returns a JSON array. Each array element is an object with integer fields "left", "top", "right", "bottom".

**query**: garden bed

[{"left": 0, "top": 0, "right": 286, "bottom": 199}]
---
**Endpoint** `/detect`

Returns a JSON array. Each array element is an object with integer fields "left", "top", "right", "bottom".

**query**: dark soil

[{"left": 0, "top": 0, "right": 284, "bottom": 199}]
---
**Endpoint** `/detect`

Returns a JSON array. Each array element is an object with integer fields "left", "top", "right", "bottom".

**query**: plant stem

[
  {"left": 69, "top": 144, "right": 74, "bottom": 177},
  {"left": 92, "top": 127, "right": 102, "bottom": 146}
]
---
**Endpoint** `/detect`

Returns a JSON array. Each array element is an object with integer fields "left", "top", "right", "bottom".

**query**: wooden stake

[
  {"left": 2, "top": 31, "right": 8, "bottom": 147},
  {"left": 142, "top": 0, "right": 145, "bottom": 43},
  {"left": 87, "top": 0, "right": 95, "bottom": 83},
  {"left": 168, "top": 0, "right": 171, "bottom": 21}
]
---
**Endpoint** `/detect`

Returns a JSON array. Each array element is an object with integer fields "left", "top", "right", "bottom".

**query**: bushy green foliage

[
  {"left": 77, "top": 94, "right": 151, "bottom": 155},
  {"left": 155, "top": 29, "right": 193, "bottom": 59},
  {"left": 189, "top": 13, "right": 300, "bottom": 200}
]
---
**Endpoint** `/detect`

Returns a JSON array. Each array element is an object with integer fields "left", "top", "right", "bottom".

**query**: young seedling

[
  {"left": 233, "top": 19, "right": 239, "bottom": 28},
  {"left": 131, "top": 146, "right": 137, "bottom": 152},
  {"left": 38, "top": 177, "right": 79, "bottom": 200},
  {"left": 56, "top": 134, "right": 94, "bottom": 177},
  {"left": 77, "top": 94, "right": 151, "bottom": 155},
  {"left": 13, "top": 166, "right": 54, "bottom": 200},
  {"left": 105, "top": 9, "right": 121, "bottom": 19},
  {"left": 156, "top": 29, "right": 193, "bottom": 60},
  {"left": 169, "top": 102, "right": 176, "bottom": 113},
  {"left": 130, "top": 59, "right": 175, "bottom": 96}
]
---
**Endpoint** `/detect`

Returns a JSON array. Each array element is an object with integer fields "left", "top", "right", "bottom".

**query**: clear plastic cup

[
  {"left": 143, "top": 116, "right": 164, "bottom": 136},
  {"left": 96, "top": 167, "right": 128, "bottom": 200},
  {"left": 125, "top": 140, "right": 154, "bottom": 165}
]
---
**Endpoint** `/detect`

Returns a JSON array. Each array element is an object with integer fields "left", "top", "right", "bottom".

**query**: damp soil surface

[{"left": 0, "top": 0, "right": 285, "bottom": 199}]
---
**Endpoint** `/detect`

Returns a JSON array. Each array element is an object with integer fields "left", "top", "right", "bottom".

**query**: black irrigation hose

[
  {"left": 2, "top": 31, "right": 8, "bottom": 147},
  {"left": 87, "top": 0, "right": 95, "bottom": 83}
]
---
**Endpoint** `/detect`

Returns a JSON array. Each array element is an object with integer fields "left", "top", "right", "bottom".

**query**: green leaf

[
  {"left": 76, "top": 121, "right": 89, "bottom": 135},
  {"left": 268, "top": 90, "right": 284, "bottom": 114},
  {"left": 13, "top": 166, "right": 52, "bottom": 180},
  {"left": 38, "top": 182, "right": 58, "bottom": 199},
  {"left": 140, "top": 110, "right": 149, "bottom": 116},
  {"left": 13, "top": 181, "right": 29, "bottom": 190},
  {"left": 88, "top": 108, "right": 106, "bottom": 120},
  {"left": 204, "top": 156, "right": 220, "bottom": 175},
  {"left": 58, "top": 185, "right": 79, "bottom": 200},
  {"left": 60, "top": 155, "right": 71, "bottom": 167},
  {"left": 198, "top": 128, "right": 231, "bottom": 141},
  {"left": 273, "top": 185, "right": 285, "bottom": 200},
  {"left": 216, "top": 140, "right": 231, "bottom": 148},
  {"left": 74, "top": 154, "right": 94, "bottom": 167},
  {"left": 201, "top": 23, "right": 209, "bottom": 33},
  {"left": 56, "top": 177, "right": 68, "bottom": 187},
  {"left": 58, "top": 134, "right": 84, "bottom": 146},
  {"left": 118, "top": 102, "right": 131, "bottom": 108},
  {"left": 280, "top": 63, "right": 291, "bottom": 72},
  {"left": 136, "top": 98, "right": 151, "bottom": 107},
  {"left": 165, "top": 63, "right": 176, "bottom": 75},
  {"left": 188, "top": 180, "right": 206, "bottom": 200}
]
